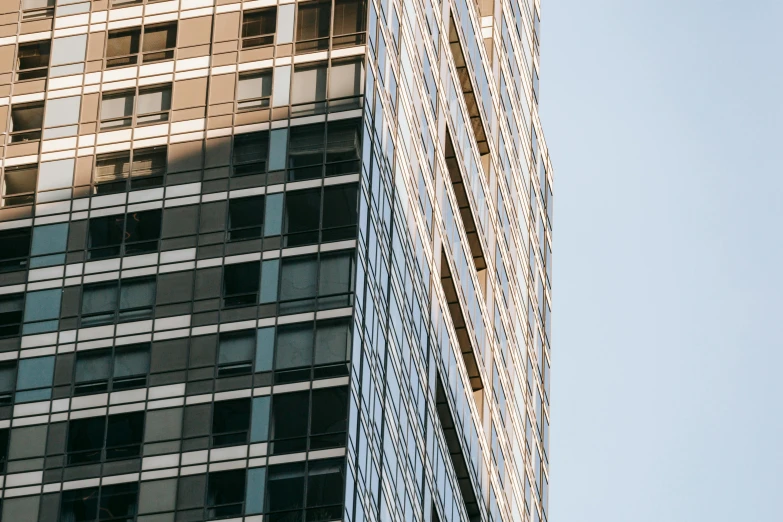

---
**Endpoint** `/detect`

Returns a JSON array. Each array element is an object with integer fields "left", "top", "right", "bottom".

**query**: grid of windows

[{"left": 0, "top": 1, "right": 553, "bottom": 522}]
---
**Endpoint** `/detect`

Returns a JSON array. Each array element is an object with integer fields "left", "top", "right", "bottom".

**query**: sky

[{"left": 541, "top": 1, "right": 783, "bottom": 521}]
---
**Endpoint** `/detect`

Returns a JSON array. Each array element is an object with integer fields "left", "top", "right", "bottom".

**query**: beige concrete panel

[
  {"left": 211, "top": 52, "right": 237, "bottom": 67},
  {"left": 21, "top": 19, "right": 52, "bottom": 35},
  {"left": 74, "top": 156, "right": 93, "bottom": 187},
  {"left": 0, "top": 46, "right": 14, "bottom": 75},
  {"left": 0, "top": 25, "right": 16, "bottom": 38},
  {"left": 87, "top": 31, "right": 106, "bottom": 63},
  {"left": 0, "top": 85, "right": 9, "bottom": 97},
  {"left": 0, "top": 0, "right": 20, "bottom": 15},
  {"left": 0, "top": 206, "right": 33, "bottom": 224},
  {"left": 173, "top": 77, "right": 208, "bottom": 111},
  {"left": 13, "top": 79, "right": 46, "bottom": 95},
  {"left": 0, "top": 73, "right": 11, "bottom": 86},
  {"left": 0, "top": 12, "right": 18, "bottom": 26},
  {"left": 5, "top": 141, "right": 40, "bottom": 158},
  {"left": 235, "top": 109, "right": 270, "bottom": 127},
  {"left": 179, "top": 17, "right": 213, "bottom": 49},
  {"left": 172, "top": 107, "right": 206, "bottom": 122},
  {"left": 207, "top": 114, "right": 233, "bottom": 130},
  {"left": 214, "top": 12, "right": 240, "bottom": 43},
  {"left": 208, "top": 102, "right": 234, "bottom": 117},
  {"left": 0, "top": 106, "right": 7, "bottom": 134},
  {"left": 208, "top": 74, "right": 235, "bottom": 105},
  {"left": 79, "top": 122, "right": 97, "bottom": 135},
  {"left": 178, "top": 44, "right": 210, "bottom": 60},
  {"left": 92, "top": 0, "right": 108, "bottom": 10},
  {"left": 80, "top": 93, "right": 99, "bottom": 123},
  {"left": 204, "top": 136, "right": 231, "bottom": 168},
  {"left": 240, "top": 46, "right": 273, "bottom": 63},
  {"left": 168, "top": 140, "right": 203, "bottom": 173},
  {"left": 213, "top": 41, "right": 237, "bottom": 54}
]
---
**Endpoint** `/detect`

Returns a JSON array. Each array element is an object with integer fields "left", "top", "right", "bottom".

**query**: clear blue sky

[{"left": 542, "top": 1, "right": 783, "bottom": 521}]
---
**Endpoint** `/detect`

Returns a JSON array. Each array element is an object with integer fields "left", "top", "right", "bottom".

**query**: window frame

[
  {"left": 73, "top": 343, "right": 151, "bottom": 396},
  {"left": 80, "top": 276, "right": 157, "bottom": 327},
  {"left": 93, "top": 145, "right": 168, "bottom": 194},
  {"left": 9, "top": 101, "right": 44, "bottom": 143},
  {"left": 99, "top": 83, "right": 172, "bottom": 130},
  {"left": 1, "top": 163, "right": 37, "bottom": 208},
  {"left": 105, "top": 22, "right": 177, "bottom": 69},
  {"left": 16, "top": 40, "right": 51, "bottom": 81},
  {"left": 241, "top": 7, "right": 278, "bottom": 50}
]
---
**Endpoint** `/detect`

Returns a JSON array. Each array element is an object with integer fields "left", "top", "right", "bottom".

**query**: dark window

[
  {"left": 242, "top": 8, "right": 277, "bottom": 49},
  {"left": 88, "top": 209, "right": 161, "bottom": 259},
  {"left": 270, "top": 391, "right": 309, "bottom": 454},
  {"left": 309, "top": 386, "right": 349, "bottom": 449},
  {"left": 211, "top": 398, "right": 251, "bottom": 447},
  {"left": 10, "top": 102, "right": 44, "bottom": 142},
  {"left": 16, "top": 40, "right": 50, "bottom": 80},
  {"left": 233, "top": 132, "right": 269, "bottom": 177},
  {"left": 279, "top": 250, "right": 354, "bottom": 313},
  {"left": 321, "top": 184, "right": 358, "bottom": 241},
  {"left": 1, "top": 164, "right": 38, "bottom": 207},
  {"left": 270, "top": 387, "right": 348, "bottom": 454},
  {"left": 80, "top": 277, "right": 156, "bottom": 327},
  {"left": 288, "top": 123, "right": 324, "bottom": 180},
  {"left": 0, "top": 428, "right": 8, "bottom": 474},
  {"left": 306, "top": 458, "right": 345, "bottom": 521},
  {"left": 106, "top": 23, "right": 176, "bottom": 68},
  {"left": 295, "top": 0, "right": 331, "bottom": 54},
  {"left": 218, "top": 331, "right": 255, "bottom": 376},
  {"left": 0, "top": 362, "right": 15, "bottom": 404},
  {"left": 0, "top": 227, "right": 31, "bottom": 272},
  {"left": 266, "top": 462, "right": 305, "bottom": 517},
  {"left": 228, "top": 196, "right": 265, "bottom": 240},
  {"left": 60, "top": 483, "right": 138, "bottom": 522},
  {"left": 105, "top": 28, "right": 140, "bottom": 68},
  {"left": 283, "top": 189, "right": 320, "bottom": 247},
  {"left": 324, "top": 119, "right": 361, "bottom": 176},
  {"left": 94, "top": 146, "right": 167, "bottom": 194},
  {"left": 74, "top": 344, "right": 150, "bottom": 395},
  {"left": 223, "top": 262, "right": 260, "bottom": 307},
  {"left": 0, "top": 294, "right": 23, "bottom": 338},
  {"left": 332, "top": 0, "right": 367, "bottom": 48},
  {"left": 207, "top": 469, "right": 246, "bottom": 518},
  {"left": 67, "top": 412, "right": 144, "bottom": 464}
]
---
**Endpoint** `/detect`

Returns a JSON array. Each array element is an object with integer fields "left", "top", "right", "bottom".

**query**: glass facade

[{"left": 0, "top": 0, "right": 551, "bottom": 521}]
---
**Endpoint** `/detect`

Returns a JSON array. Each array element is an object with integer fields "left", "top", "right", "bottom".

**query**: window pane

[
  {"left": 16, "top": 356, "right": 55, "bottom": 390},
  {"left": 0, "top": 363, "right": 16, "bottom": 395},
  {"left": 207, "top": 470, "right": 245, "bottom": 517},
  {"left": 229, "top": 196, "right": 265, "bottom": 234},
  {"left": 329, "top": 58, "right": 363, "bottom": 100},
  {"left": 31, "top": 223, "right": 68, "bottom": 256},
  {"left": 61, "top": 487, "right": 99, "bottom": 522},
  {"left": 23, "top": 288, "right": 61, "bottom": 323},
  {"left": 237, "top": 71, "right": 273, "bottom": 102},
  {"left": 89, "top": 215, "right": 125, "bottom": 251},
  {"left": 106, "top": 29, "right": 140, "bottom": 58},
  {"left": 50, "top": 34, "right": 86, "bottom": 66},
  {"left": 284, "top": 189, "right": 320, "bottom": 236},
  {"left": 106, "top": 412, "right": 144, "bottom": 458},
  {"left": 101, "top": 92, "right": 134, "bottom": 120},
  {"left": 142, "top": 23, "right": 177, "bottom": 52},
  {"left": 291, "top": 63, "right": 327, "bottom": 105},
  {"left": 267, "top": 463, "right": 305, "bottom": 512},
  {"left": 233, "top": 132, "right": 269, "bottom": 167},
  {"left": 223, "top": 262, "right": 260, "bottom": 301},
  {"left": 242, "top": 7, "right": 277, "bottom": 46},
  {"left": 218, "top": 331, "right": 255, "bottom": 372},
  {"left": 314, "top": 319, "right": 351, "bottom": 365},
  {"left": 279, "top": 256, "right": 318, "bottom": 301},
  {"left": 131, "top": 147, "right": 167, "bottom": 180},
  {"left": 310, "top": 387, "right": 348, "bottom": 436},
  {"left": 75, "top": 350, "right": 112, "bottom": 383},
  {"left": 322, "top": 184, "right": 358, "bottom": 231},
  {"left": 124, "top": 209, "right": 161, "bottom": 247},
  {"left": 2, "top": 164, "right": 38, "bottom": 206},
  {"left": 0, "top": 294, "right": 23, "bottom": 337},
  {"left": 137, "top": 85, "right": 171, "bottom": 117},
  {"left": 333, "top": 0, "right": 366, "bottom": 36},
  {"left": 113, "top": 345, "right": 150, "bottom": 379},
  {"left": 318, "top": 252, "right": 353, "bottom": 296},
  {"left": 95, "top": 152, "right": 131, "bottom": 185},
  {"left": 17, "top": 41, "right": 50, "bottom": 71},
  {"left": 82, "top": 282, "right": 118, "bottom": 315},
  {"left": 212, "top": 399, "right": 251, "bottom": 441},
  {"left": 306, "top": 458, "right": 345, "bottom": 507},
  {"left": 326, "top": 119, "right": 361, "bottom": 163},
  {"left": 275, "top": 323, "right": 313, "bottom": 369},
  {"left": 296, "top": 1, "right": 331, "bottom": 42},
  {"left": 250, "top": 396, "right": 270, "bottom": 443},
  {"left": 99, "top": 483, "right": 139, "bottom": 521},
  {"left": 119, "top": 278, "right": 155, "bottom": 310},
  {"left": 11, "top": 102, "right": 44, "bottom": 132},
  {"left": 67, "top": 416, "right": 104, "bottom": 458},
  {"left": 288, "top": 124, "right": 325, "bottom": 168}
]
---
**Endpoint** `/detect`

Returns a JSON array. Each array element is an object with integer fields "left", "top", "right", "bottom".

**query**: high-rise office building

[{"left": 0, "top": 0, "right": 552, "bottom": 521}]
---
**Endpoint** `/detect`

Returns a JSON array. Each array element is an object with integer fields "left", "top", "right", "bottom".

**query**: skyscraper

[{"left": 0, "top": 0, "right": 551, "bottom": 521}]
